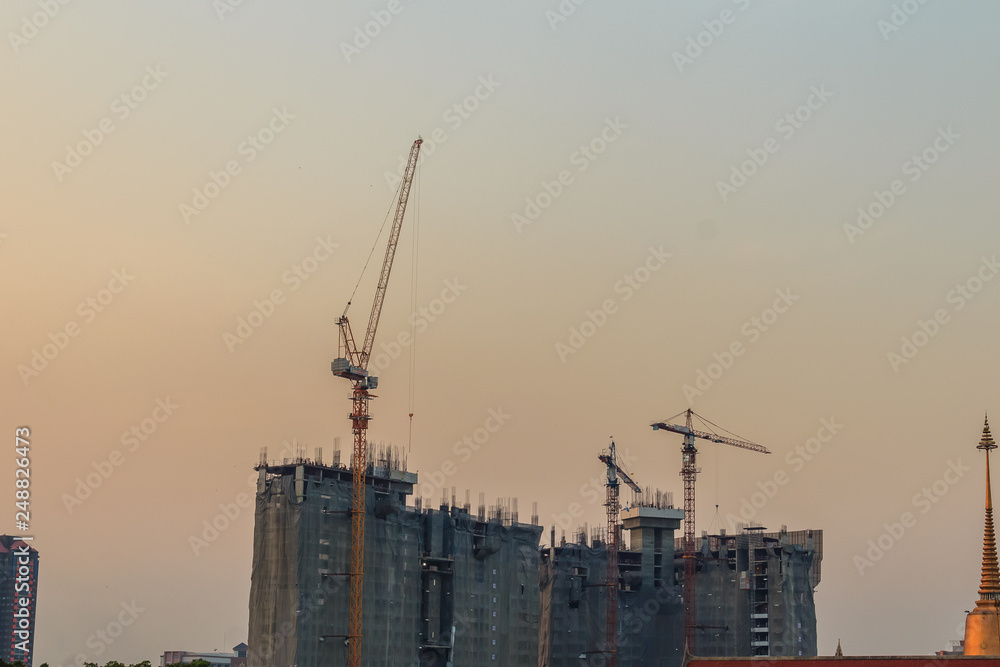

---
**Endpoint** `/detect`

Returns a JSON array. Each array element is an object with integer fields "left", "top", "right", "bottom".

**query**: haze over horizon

[{"left": 3, "top": 0, "right": 1000, "bottom": 663}]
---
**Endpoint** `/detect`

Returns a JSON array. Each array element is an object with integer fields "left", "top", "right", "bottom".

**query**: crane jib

[{"left": 358, "top": 138, "right": 423, "bottom": 369}]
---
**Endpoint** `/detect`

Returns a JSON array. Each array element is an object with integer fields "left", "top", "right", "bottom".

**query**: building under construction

[
  {"left": 538, "top": 509, "right": 822, "bottom": 665},
  {"left": 245, "top": 452, "right": 821, "bottom": 667},
  {"left": 246, "top": 448, "right": 543, "bottom": 667}
]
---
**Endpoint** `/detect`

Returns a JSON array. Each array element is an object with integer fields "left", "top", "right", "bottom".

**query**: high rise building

[
  {"left": 245, "top": 454, "right": 820, "bottom": 667},
  {"left": 538, "top": 504, "right": 821, "bottom": 667},
  {"left": 246, "top": 451, "right": 542, "bottom": 667},
  {"left": 0, "top": 536, "right": 39, "bottom": 667}
]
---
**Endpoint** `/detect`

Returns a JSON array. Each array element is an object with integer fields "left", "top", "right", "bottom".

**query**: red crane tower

[
  {"left": 332, "top": 138, "right": 422, "bottom": 667},
  {"left": 650, "top": 409, "right": 769, "bottom": 654},
  {"left": 598, "top": 439, "right": 641, "bottom": 667}
]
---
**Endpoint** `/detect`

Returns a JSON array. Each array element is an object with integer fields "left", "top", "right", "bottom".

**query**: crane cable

[
  {"left": 346, "top": 177, "right": 405, "bottom": 312},
  {"left": 407, "top": 163, "right": 421, "bottom": 454},
  {"left": 695, "top": 411, "right": 756, "bottom": 444}
]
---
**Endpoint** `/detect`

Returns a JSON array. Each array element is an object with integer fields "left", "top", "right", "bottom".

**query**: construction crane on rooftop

[
  {"left": 598, "top": 439, "right": 641, "bottom": 667},
  {"left": 332, "top": 137, "right": 422, "bottom": 667},
  {"left": 650, "top": 409, "right": 769, "bottom": 655}
]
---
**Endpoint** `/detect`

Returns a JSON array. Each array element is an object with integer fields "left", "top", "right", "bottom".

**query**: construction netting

[
  {"left": 538, "top": 541, "right": 684, "bottom": 667},
  {"left": 246, "top": 464, "right": 542, "bottom": 667},
  {"left": 245, "top": 464, "right": 819, "bottom": 667}
]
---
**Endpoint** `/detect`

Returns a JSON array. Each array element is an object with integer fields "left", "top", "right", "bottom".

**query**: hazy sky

[{"left": 4, "top": 0, "right": 1000, "bottom": 662}]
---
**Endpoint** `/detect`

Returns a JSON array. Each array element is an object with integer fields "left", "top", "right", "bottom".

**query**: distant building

[
  {"left": 695, "top": 416, "right": 1000, "bottom": 665},
  {"left": 231, "top": 643, "right": 248, "bottom": 667},
  {"left": 160, "top": 644, "right": 248, "bottom": 667},
  {"left": 936, "top": 640, "right": 964, "bottom": 656},
  {"left": 538, "top": 505, "right": 686, "bottom": 667},
  {"left": 686, "top": 658, "right": 999, "bottom": 667},
  {"left": 538, "top": 505, "right": 822, "bottom": 666},
  {"left": 246, "top": 454, "right": 543, "bottom": 667},
  {"left": 245, "top": 451, "right": 820, "bottom": 667},
  {"left": 0, "top": 536, "right": 39, "bottom": 667}
]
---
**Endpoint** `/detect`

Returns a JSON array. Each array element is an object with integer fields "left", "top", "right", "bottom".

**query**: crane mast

[
  {"left": 598, "top": 440, "right": 641, "bottom": 667},
  {"left": 332, "top": 137, "right": 422, "bottom": 667},
  {"left": 651, "top": 409, "right": 769, "bottom": 654}
]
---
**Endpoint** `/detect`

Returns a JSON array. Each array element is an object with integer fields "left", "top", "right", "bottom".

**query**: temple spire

[
  {"left": 965, "top": 413, "right": 1000, "bottom": 656},
  {"left": 976, "top": 414, "right": 1000, "bottom": 605}
]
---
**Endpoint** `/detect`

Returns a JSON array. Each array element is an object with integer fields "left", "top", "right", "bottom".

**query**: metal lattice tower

[
  {"left": 598, "top": 440, "right": 640, "bottom": 667},
  {"left": 332, "top": 138, "right": 422, "bottom": 667},
  {"left": 651, "top": 409, "right": 769, "bottom": 654}
]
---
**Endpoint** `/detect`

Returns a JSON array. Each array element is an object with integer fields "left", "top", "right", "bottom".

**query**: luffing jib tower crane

[
  {"left": 332, "top": 138, "right": 422, "bottom": 667},
  {"left": 598, "top": 439, "right": 641, "bottom": 667},
  {"left": 650, "top": 409, "right": 769, "bottom": 654}
]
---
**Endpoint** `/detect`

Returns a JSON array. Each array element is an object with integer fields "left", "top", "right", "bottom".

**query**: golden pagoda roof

[{"left": 964, "top": 414, "right": 1000, "bottom": 656}]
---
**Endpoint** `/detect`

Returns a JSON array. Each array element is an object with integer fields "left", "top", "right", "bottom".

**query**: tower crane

[
  {"left": 650, "top": 409, "right": 769, "bottom": 654},
  {"left": 332, "top": 137, "right": 422, "bottom": 667},
  {"left": 598, "top": 439, "right": 641, "bottom": 667}
]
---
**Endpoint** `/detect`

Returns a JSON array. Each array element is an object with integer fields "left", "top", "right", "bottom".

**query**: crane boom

[
  {"left": 598, "top": 453, "right": 642, "bottom": 493},
  {"left": 650, "top": 409, "right": 769, "bottom": 654},
  {"left": 650, "top": 423, "right": 770, "bottom": 454},
  {"left": 359, "top": 138, "right": 422, "bottom": 368},
  {"left": 332, "top": 137, "right": 422, "bottom": 667}
]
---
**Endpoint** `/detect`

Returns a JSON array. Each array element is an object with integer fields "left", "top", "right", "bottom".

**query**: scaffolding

[{"left": 246, "top": 451, "right": 542, "bottom": 667}]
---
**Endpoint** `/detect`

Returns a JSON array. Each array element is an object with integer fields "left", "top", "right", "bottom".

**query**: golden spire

[
  {"left": 835, "top": 640, "right": 843, "bottom": 658},
  {"left": 976, "top": 414, "right": 1000, "bottom": 606},
  {"left": 965, "top": 413, "right": 1000, "bottom": 656}
]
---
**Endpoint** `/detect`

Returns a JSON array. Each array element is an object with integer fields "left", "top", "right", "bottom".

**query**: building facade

[
  {"left": 160, "top": 644, "right": 248, "bottom": 667},
  {"left": 0, "top": 536, "right": 39, "bottom": 667},
  {"left": 246, "top": 456, "right": 542, "bottom": 667},
  {"left": 693, "top": 528, "right": 822, "bottom": 659},
  {"left": 246, "top": 459, "right": 820, "bottom": 667},
  {"left": 539, "top": 509, "right": 822, "bottom": 667}
]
